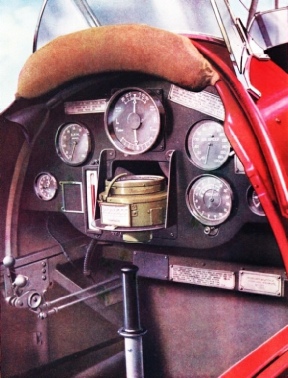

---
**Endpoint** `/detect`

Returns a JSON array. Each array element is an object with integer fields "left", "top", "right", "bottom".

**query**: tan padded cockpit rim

[{"left": 17, "top": 24, "right": 220, "bottom": 99}]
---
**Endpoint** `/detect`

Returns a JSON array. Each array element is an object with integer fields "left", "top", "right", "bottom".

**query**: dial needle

[
  {"left": 204, "top": 143, "right": 212, "bottom": 165},
  {"left": 209, "top": 185, "right": 216, "bottom": 208},
  {"left": 133, "top": 98, "right": 137, "bottom": 113},
  {"left": 134, "top": 130, "right": 139, "bottom": 144},
  {"left": 70, "top": 141, "right": 77, "bottom": 160}
]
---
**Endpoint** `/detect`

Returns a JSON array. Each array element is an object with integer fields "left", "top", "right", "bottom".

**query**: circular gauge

[
  {"left": 34, "top": 173, "right": 58, "bottom": 201},
  {"left": 105, "top": 88, "right": 161, "bottom": 155},
  {"left": 186, "top": 175, "right": 233, "bottom": 226},
  {"left": 247, "top": 186, "right": 265, "bottom": 216},
  {"left": 56, "top": 123, "right": 91, "bottom": 165},
  {"left": 186, "top": 120, "right": 231, "bottom": 170}
]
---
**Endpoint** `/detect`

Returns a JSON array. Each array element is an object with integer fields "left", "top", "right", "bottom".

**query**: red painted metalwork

[
  {"left": 219, "top": 326, "right": 288, "bottom": 377},
  {"left": 249, "top": 57, "right": 288, "bottom": 219},
  {"left": 192, "top": 38, "right": 288, "bottom": 272},
  {"left": 257, "top": 351, "right": 288, "bottom": 378}
]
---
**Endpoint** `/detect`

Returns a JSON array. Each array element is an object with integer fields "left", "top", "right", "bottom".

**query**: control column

[{"left": 119, "top": 265, "right": 146, "bottom": 378}]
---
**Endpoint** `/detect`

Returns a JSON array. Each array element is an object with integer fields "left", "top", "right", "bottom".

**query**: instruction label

[
  {"left": 170, "top": 265, "right": 235, "bottom": 290},
  {"left": 168, "top": 84, "right": 225, "bottom": 121}
]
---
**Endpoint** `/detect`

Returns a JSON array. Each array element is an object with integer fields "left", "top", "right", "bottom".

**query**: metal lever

[{"left": 118, "top": 265, "right": 146, "bottom": 378}]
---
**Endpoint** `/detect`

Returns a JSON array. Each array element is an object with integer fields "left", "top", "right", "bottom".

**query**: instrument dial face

[
  {"left": 105, "top": 88, "right": 161, "bottom": 155},
  {"left": 186, "top": 120, "right": 231, "bottom": 170},
  {"left": 186, "top": 175, "right": 233, "bottom": 226},
  {"left": 34, "top": 173, "right": 58, "bottom": 201},
  {"left": 56, "top": 123, "right": 91, "bottom": 165}
]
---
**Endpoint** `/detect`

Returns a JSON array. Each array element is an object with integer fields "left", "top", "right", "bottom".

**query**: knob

[
  {"left": 13, "top": 274, "right": 28, "bottom": 288},
  {"left": 3, "top": 255, "right": 15, "bottom": 268}
]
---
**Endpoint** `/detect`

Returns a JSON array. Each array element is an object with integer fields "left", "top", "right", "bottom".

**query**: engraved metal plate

[
  {"left": 239, "top": 271, "right": 282, "bottom": 296},
  {"left": 170, "top": 265, "right": 235, "bottom": 290},
  {"left": 168, "top": 84, "right": 225, "bottom": 121},
  {"left": 64, "top": 99, "right": 107, "bottom": 114}
]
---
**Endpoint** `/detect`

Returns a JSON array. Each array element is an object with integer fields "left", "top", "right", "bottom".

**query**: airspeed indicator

[{"left": 186, "top": 120, "right": 231, "bottom": 170}]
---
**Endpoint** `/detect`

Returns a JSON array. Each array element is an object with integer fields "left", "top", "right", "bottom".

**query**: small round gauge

[
  {"left": 56, "top": 122, "right": 91, "bottom": 165},
  {"left": 105, "top": 88, "right": 161, "bottom": 155},
  {"left": 34, "top": 173, "right": 58, "bottom": 201},
  {"left": 186, "top": 120, "right": 231, "bottom": 170},
  {"left": 186, "top": 175, "right": 233, "bottom": 226},
  {"left": 247, "top": 186, "right": 266, "bottom": 216}
]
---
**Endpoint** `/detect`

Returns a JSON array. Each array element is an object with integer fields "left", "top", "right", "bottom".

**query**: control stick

[{"left": 119, "top": 265, "right": 146, "bottom": 378}]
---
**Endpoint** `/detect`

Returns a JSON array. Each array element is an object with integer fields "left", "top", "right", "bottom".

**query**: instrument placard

[
  {"left": 170, "top": 265, "right": 235, "bottom": 289},
  {"left": 239, "top": 271, "right": 282, "bottom": 296},
  {"left": 64, "top": 99, "right": 107, "bottom": 114},
  {"left": 168, "top": 84, "right": 225, "bottom": 121},
  {"left": 100, "top": 203, "right": 131, "bottom": 227}
]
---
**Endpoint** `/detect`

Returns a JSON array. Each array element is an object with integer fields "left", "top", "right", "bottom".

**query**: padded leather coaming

[{"left": 17, "top": 24, "right": 220, "bottom": 98}]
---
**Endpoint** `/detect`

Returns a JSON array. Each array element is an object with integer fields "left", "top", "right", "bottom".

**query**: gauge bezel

[
  {"left": 186, "top": 174, "right": 233, "bottom": 226},
  {"left": 104, "top": 87, "right": 161, "bottom": 155},
  {"left": 34, "top": 172, "right": 58, "bottom": 201},
  {"left": 246, "top": 186, "right": 266, "bottom": 217},
  {"left": 55, "top": 122, "right": 91, "bottom": 166},
  {"left": 186, "top": 120, "right": 231, "bottom": 170}
]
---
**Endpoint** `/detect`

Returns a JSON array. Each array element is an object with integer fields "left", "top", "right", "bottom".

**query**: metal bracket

[{"left": 133, "top": 251, "right": 169, "bottom": 280}]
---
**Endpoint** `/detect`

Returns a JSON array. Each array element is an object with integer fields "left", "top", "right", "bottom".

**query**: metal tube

[
  {"left": 119, "top": 265, "right": 146, "bottom": 378},
  {"left": 47, "top": 276, "right": 120, "bottom": 306},
  {"left": 124, "top": 337, "right": 145, "bottom": 378},
  {"left": 247, "top": 0, "right": 259, "bottom": 28},
  {"left": 55, "top": 283, "right": 121, "bottom": 311},
  {"left": 40, "top": 283, "right": 122, "bottom": 318}
]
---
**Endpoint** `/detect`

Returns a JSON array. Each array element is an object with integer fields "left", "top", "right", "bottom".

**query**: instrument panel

[{"left": 19, "top": 72, "right": 269, "bottom": 253}]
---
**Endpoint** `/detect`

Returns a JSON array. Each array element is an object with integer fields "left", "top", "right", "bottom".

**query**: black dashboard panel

[{"left": 18, "top": 72, "right": 279, "bottom": 265}]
